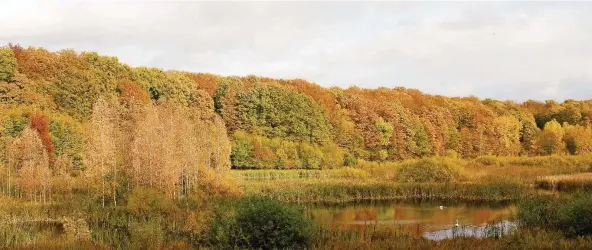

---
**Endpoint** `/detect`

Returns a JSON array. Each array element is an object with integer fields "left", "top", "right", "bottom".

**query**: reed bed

[
  {"left": 231, "top": 168, "right": 370, "bottom": 181},
  {"left": 535, "top": 173, "right": 592, "bottom": 192},
  {"left": 240, "top": 179, "right": 527, "bottom": 204}
]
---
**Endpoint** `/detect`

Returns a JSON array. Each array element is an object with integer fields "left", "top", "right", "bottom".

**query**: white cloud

[{"left": 1, "top": 1, "right": 591, "bottom": 101}]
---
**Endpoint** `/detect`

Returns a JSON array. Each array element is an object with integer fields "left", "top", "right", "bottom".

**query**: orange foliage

[
  {"left": 189, "top": 73, "right": 220, "bottom": 96},
  {"left": 118, "top": 79, "right": 150, "bottom": 104},
  {"left": 9, "top": 44, "right": 59, "bottom": 80},
  {"left": 30, "top": 113, "right": 55, "bottom": 155}
]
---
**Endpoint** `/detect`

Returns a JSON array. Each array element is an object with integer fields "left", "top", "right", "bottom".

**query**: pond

[{"left": 307, "top": 200, "right": 517, "bottom": 240}]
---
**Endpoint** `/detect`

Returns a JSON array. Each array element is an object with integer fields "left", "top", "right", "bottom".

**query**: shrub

[
  {"left": 396, "top": 157, "right": 466, "bottom": 183},
  {"left": 556, "top": 194, "right": 592, "bottom": 237},
  {"left": 517, "top": 196, "right": 558, "bottom": 228},
  {"left": 445, "top": 149, "right": 458, "bottom": 159},
  {"left": 518, "top": 193, "right": 592, "bottom": 237},
  {"left": 332, "top": 167, "right": 370, "bottom": 180},
  {"left": 474, "top": 155, "right": 501, "bottom": 167},
  {"left": 212, "top": 196, "right": 314, "bottom": 249},
  {"left": 343, "top": 154, "right": 358, "bottom": 166}
]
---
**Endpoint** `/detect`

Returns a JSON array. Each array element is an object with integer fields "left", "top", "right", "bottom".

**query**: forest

[{"left": 2, "top": 44, "right": 592, "bottom": 249}]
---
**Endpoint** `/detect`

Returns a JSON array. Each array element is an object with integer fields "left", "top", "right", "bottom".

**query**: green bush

[
  {"left": 518, "top": 194, "right": 592, "bottom": 237},
  {"left": 517, "top": 196, "right": 558, "bottom": 228},
  {"left": 396, "top": 157, "right": 465, "bottom": 183},
  {"left": 211, "top": 196, "right": 314, "bottom": 249},
  {"left": 556, "top": 194, "right": 592, "bottom": 237},
  {"left": 343, "top": 154, "right": 358, "bottom": 166}
]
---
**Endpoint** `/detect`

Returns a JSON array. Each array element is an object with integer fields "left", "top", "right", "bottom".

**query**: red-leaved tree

[{"left": 30, "top": 113, "right": 55, "bottom": 156}]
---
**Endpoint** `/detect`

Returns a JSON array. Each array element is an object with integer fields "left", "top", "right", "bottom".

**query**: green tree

[
  {"left": 0, "top": 47, "right": 17, "bottom": 81},
  {"left": 375, "top": 117, "right": 393, "bottom": 147},
  {"left": 236, "top": 84, "right": 332, "bottom": 143},
  {"left": 231, "top": 131, "right": 255, "bottom": 169},
  {"left": 213, "top": 77, "right": 245, "bottom": 132},
  {"left": 298, "top": 142, "right": 323, "bottom": 169},
  {"left": 132, "top": 67, "right": 198, "bottom": 105}
]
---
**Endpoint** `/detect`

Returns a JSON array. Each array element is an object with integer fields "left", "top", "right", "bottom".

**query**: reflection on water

[
  {"left": 424, "top": 221, "right": 517, "bottom": 240},
  {"left": 307, "top": 200, "right": 516, "bottom": 240}
]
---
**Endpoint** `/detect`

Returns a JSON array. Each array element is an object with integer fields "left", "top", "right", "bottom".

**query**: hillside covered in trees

[{"left": 2, "top": 44, "right": 592, "bottom": 179}]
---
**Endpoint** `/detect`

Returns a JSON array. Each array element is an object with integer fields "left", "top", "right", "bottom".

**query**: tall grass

[
  {"left": 471, "top": 154, "right": 592, "bottom": 172},
  {"left": 240, "top": 179, "right": 527, "bottom": 203},
  {"left": 535, "top": 173, "right": 592, "bottom": 192},
  {"left": 232, "top": 167, "right": 370, "bottom": 181}
]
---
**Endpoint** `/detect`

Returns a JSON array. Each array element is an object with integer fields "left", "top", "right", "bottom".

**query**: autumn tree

[
  {"left": 189, "top": 73, "right": 220, "bottom": 96},
  {"left": 130, "top": 100, "right": 231, "bottom": 198},
  {"left": 535, "top": 119, "right": 566, "bottom": 155},
  {"left": 30, "top": 113, "right": 55, "bottom": 157},
  {"left": 7, "top": 128, "right": 51, "bottom": 202},
  {"left": 563, "top": 124, "right": 592, "bottom": 155},
  {"left": 488, "top": 116, "right": 521, "bottom": 156},
  {"left": 86, "top": 97, "right": 118, "bottom": 207}
]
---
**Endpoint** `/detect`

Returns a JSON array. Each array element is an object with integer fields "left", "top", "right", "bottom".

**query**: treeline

[{"left": 2, "top": 44, "right": 592, "bottom": 172}]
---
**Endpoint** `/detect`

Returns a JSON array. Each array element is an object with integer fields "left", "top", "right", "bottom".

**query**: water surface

[{"left": 307, "top": 200, "right": 517, "bottom": 240}]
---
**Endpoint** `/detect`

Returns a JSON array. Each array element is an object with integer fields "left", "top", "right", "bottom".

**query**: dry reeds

[{"left": 535, "top": 173, "right": 592, "bottom": 192}]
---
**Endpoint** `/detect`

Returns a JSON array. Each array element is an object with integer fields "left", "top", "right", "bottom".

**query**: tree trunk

[
  {"left": 7, "top": 162, "right": 10, "bottom": 199},
  {"left": 101, "top": 157, "right": 105, "bottom": 208},
  {"left": 113, "top": 167, "right": 117, "bottom": 206}
]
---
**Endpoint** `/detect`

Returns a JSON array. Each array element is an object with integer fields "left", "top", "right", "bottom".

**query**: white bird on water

[{"left": 439, "top": 205, "right": 445, "bottom": 210}]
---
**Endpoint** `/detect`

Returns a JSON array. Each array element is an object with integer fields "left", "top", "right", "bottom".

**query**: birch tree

[{"left": 87, "top": 97, "right": 117, "bottom": 207}]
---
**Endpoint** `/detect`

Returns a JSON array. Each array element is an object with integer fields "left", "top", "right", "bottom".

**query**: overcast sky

[{"left": 1, "top": 1, "right": 591, "bottom": 101}]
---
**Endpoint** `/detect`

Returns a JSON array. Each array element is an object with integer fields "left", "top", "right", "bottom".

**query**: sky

[{"left": 1, "top": 1, "right": 592, "bottom": 102}]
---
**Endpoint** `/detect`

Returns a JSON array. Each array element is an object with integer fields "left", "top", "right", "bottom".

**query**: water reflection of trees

[{"left": 309, "top": 202, "right": 515, "bottom": 235}]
